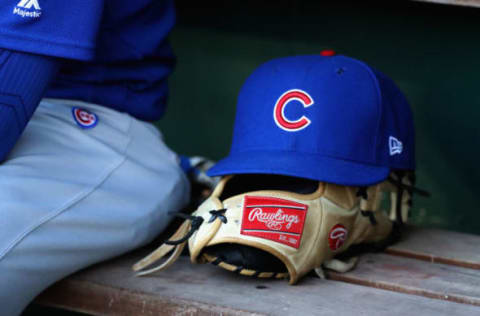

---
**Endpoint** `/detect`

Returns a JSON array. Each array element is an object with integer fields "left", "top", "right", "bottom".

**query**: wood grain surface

[
  {"left": 386, "top": 226, "right": 480, "bottom": 269},
  {"left": 36, "top": 248, "right": 480, "bottom": 316},
  {"left": 327, "top": 252, "right": 480, "bottom": 306}
]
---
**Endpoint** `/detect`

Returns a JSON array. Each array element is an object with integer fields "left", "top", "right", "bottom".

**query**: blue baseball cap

[{"left": 208, "top": 53, "right": 415, "bottom": 186}]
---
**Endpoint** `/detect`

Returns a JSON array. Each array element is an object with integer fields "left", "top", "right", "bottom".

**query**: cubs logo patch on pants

[{"left": 72, "top": 107, "right": 98, "bottom": 129}]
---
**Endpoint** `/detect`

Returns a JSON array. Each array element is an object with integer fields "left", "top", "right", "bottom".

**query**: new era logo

[
  {"left": 13, "top": 0, "right": 41, "bottom": 18},
  {"left": 389, "top": 136, "right": 403, "bottom": 156}
]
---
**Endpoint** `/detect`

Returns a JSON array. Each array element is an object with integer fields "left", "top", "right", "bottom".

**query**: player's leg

[{"left": 0, "top": 99, "right": 190, "bottom": 316}]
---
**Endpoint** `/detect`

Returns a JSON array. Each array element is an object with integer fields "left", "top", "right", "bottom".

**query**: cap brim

[{"left": 207, "top": 151, "right": 389, "bottom": 186}]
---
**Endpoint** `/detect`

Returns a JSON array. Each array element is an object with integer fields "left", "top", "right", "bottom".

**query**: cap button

[{"left": 320, "top": 50, "right": 336, "bottom": 57}]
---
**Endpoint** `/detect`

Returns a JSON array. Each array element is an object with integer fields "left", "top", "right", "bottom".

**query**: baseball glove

[{"left": 132, "top": 171, "right": 425, "bottom": 284}]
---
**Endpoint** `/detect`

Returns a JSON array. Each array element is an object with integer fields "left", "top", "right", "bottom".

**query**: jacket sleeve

[{"left": 0, "top": 48, "right": 59, "bottom": 162}]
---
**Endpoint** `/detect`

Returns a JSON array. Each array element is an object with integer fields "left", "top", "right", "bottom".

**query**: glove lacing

[{"left": 132, "top": 209, "right": 227, "bottom": 276}]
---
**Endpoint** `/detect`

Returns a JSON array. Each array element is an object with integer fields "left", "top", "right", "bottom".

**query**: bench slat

[
  {"left": 328, "top": 252, "right": 480, "bottom": 306},
  {"left": 36, "top": 279, "right": 257, "bottom": 316},
  {"left": 386, "top": 226, "right": 480, "bottom": 269},
  {"left": 36, "top": 252, "right": 480, "bottom": 315}
]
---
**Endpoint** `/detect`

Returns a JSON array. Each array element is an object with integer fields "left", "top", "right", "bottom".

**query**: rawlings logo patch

[
  {"left": 328, "top": 224, "right": 348, "bottom": 251},
  {"left": 72, "top": 107, "right": 98, "bottom": 129},
  {"left": 241, "top": 195, "right": 308, "bottom": 248},
  {"left": 273, "top": 89, "right": 314, "bottom": 132}
]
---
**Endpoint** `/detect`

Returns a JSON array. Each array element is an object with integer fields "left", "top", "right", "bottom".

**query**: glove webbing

[
  {"left": 357, "top": 187, "right": 378, "bottom": 225},
  {"left": 387, "top": 171, "right": 430, "bottom": 225}
]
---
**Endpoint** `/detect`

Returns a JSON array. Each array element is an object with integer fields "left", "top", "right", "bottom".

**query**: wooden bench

[{"left": 34, "top": 226, "right": 480, "bottom": 315}]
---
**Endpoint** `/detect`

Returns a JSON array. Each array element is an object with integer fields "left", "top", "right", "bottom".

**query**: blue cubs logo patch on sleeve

[{"left": 72, "top": 107, "right": 98, "bottom": 129}]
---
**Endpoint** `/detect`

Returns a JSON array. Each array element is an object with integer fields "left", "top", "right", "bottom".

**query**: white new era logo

[
  {"left": 17, "top": 0, "right": 41, "bottom": 10},
  {"left": 389, "top": 136, "right": 403, "bottom": 156}
]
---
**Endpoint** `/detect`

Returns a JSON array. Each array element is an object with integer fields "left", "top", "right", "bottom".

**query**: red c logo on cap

[{"left": 273, "top": 89, "right": 314, "bottom": 132}]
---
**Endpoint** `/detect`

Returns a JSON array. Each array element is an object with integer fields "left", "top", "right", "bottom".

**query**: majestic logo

[
  {"left": 72, "top": 107, "right": 98, "bottom": 129},
  {"left": 13, "top": 0, "right": 42, "bottom": 18},
  {"left": 241, "top": 195, "right": 308, "bottom": 248},
  {"left": 17, "top": 0, "right": 41, "bottom": 9},
  {"left": 328, "top": 224, "right": 348, "bottom": 251},
  {"left": 273, "top": 89, "right": 314, "bottom": 132},
  {"left": 389, "top": 136, "right": 403, "bottom": 156}
]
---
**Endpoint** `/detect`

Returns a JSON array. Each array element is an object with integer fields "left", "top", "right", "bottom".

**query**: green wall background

[{"left": 158, "top": 1, "right": 480, "bottom": 234}]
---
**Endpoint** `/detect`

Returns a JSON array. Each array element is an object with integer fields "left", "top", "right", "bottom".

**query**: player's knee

[{"left": 128, "top": 165, "right": 190, "bottom": 248}]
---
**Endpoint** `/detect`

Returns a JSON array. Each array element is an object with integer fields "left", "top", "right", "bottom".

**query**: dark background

[{"left": 158, "top": 0, "right": 480, "bottom": 234}]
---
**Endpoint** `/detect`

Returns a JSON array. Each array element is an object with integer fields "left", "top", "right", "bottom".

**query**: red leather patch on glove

[
  {"left": 241, "top": 195, "right": 308, "bottom": 248},
  {"left": 328, "top": 224, "right": 348, "bottom": 251}
]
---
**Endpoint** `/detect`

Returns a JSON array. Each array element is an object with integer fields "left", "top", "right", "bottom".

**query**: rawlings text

[{"left": 241, "top": 195, "right": 308, "bottom": 248}]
